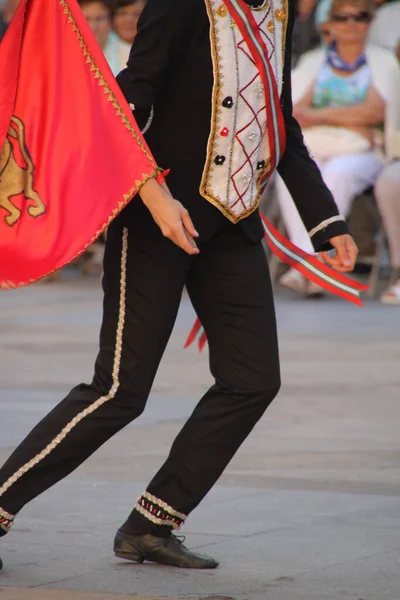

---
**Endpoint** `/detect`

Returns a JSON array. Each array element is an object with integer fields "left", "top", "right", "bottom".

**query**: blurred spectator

[
  {"left": 0, "top": 0, "right": 6, "bottom": 41},
  {"left": 0, "top": 16, "right": 7, "bottom": 41},
  {"left": 297, "top": 0, "right": 319, "bottom": 21},
  {"left": 112, "top": 0, "right": 146, "bottom": 68},
  {"left": 292, "top": 0, "right": 321, "bottom": 64},
  {"left": 276, "top": 0, "right": 400, "bottom": 296},
  {"left": 375, "top": 135, "right": 400, "bottom": 303},
  {"left": 2, "top": 0, "right": 18, "bottom": 21},
  {"left": 113, "top": 0, "right": 145, "bottom": 45},
  {"left": 368, "top": 0, "right": 400, "bottom": 52},
  {"left": 78, "top": 1, "right": 113, "bottom": 49},
  {"left": 316, "top": 0, "right": 387, "bottom": 36},
  {"left": 77, "top": 0, "right": 118, "bottom": 76},
  {"left": 78, "top": 0, "right": 145, "bottom": 75},
  {"left": 74, "top": 1, "right": 145, "bottom": 276},
  {"left": 316, "top": 0, "right": 336, "bottom": 30},
  {"left": 0, "top": 0, "right": 18, "bottom": 40}
]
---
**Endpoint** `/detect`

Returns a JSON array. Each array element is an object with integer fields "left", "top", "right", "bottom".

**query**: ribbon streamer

[{"left": 185, "top": 212, "right": 368, "bottom": 351}]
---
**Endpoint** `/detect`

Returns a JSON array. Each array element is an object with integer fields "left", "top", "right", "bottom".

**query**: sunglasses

[{"left": 332, "top": 11, "right": 372, "bottom": 22}]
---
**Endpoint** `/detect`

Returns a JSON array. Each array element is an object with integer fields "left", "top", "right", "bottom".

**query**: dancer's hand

[
  {"left": 140, "top": 179, "right": 199, "bottom": 255},
  {"left": 319, "top": 234, "right": 358, "bottom": 272}
]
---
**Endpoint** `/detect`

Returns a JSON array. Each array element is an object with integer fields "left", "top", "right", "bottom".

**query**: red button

[{"left": 220, "top": 127, "right": 229, "bottom": 137}]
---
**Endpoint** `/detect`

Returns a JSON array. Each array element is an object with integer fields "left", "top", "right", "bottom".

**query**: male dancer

[{"left": 0, "top": 0, "right": 357, "bottom": 569}]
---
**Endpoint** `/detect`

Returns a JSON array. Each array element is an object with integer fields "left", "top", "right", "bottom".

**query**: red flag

[{"left": 0, "top": 0, "right": 162, "bottom": 288}]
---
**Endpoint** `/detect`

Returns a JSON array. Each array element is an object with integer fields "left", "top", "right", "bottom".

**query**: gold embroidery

[
  {"left": 59, "top": 0, "right": 154, "bottom": 166},
  {"left": 274, "top": 7, "right": 286, "bottom": 21},
  {"left": 0, "top": 507, "right": 14, "bottom": 520},
  {"left": 0, "top": 170, "right": 161, "bottom": 290},
  {"left": 201, "top": 1, "right": 227, "bottom": 215},
  {"left": 0, "top": 509, "right": 14, "bottom": 533},
  {"left": 0, "top": 0, "right": 163, "bottom": 290},
  {"left": 201, "top": 0, "right": 272, "bottom": 223},
  {"left": 142, "top": 492, "right": 187, "bottom": 521},
  {"left": 267, "top": 19, "right": 275, "bottom": 33},
  {"left": 0, "top": 228, "right": 129, "bottom": 498},
  {"left": 135, "top": 504, "right": 182, "bottom": 529},
  {"left": 0, "top": 116, "right": 46, "bottom": 227},
  {"left": 280, "top": 0, "right": 289, "bottom": 66},
  {"left": 216, "top": 4, "right": 228, "bottom": 17},
  {"left": 1, "top": 0, "right": 164, "bottom": 289},
  {"left": 308, "top": 215, "right": 345, "bottom": 238},
  {"left": 0, "top": 520, "right": 13, "bottom": 534}
]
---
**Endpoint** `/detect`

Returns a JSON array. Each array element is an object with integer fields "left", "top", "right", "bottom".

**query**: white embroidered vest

[{"left": 201, "top": 0, "right": 288, "bottom": 222}]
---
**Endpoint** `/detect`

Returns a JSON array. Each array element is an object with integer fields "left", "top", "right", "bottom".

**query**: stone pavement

[
  {"left": 0, "top": 275, "right": 400, "bottom": 600},
  {"left": 0, "top": 591, "right": 181, "bottom": 600}
]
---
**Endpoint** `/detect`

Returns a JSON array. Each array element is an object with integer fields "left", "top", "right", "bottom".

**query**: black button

[
  {"left": 257, "top": 160, "right": 266, "bottom": 170},
  {"left": 214, "top": 155, "right": 226, "bottom": 166},
  {"left": 222, "top": 96, "right": 233, "bottom": 108}
]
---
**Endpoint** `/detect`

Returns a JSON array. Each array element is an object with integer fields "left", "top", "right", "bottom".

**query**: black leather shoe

[{"left": 114, "top": 529, "right": 219, "bottom": 569}]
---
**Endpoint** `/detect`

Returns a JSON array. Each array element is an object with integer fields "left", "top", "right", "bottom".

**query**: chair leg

[{"left": 367, "top": 227, "right": 386, "bottom": 298}]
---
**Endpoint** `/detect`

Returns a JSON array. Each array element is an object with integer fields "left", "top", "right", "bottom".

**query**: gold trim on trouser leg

[
  {"left": 0, "top": 228, "right": 129, "bottom": 502},
  {"left": 143, "top": 492, "right": 186, "bottom": 520},
  {"left": 133, "top": 492, "right": 187, "bottom": 530},
  {"left": 0, "top": 507, "right": 15, "bottom": 534}
]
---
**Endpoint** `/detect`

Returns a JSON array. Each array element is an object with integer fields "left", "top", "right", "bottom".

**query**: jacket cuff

[{"left": 310, "top": 216, "right": 350, "bottom": 252}]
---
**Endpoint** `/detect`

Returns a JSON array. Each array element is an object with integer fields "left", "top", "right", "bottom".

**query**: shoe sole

[
  {"left": 381, "top": 296, "right": 400, "bottom": 305},
  {"left": 115, "top": 550, "right": 218, "bottom": 569},
  {"left": 306, "top": 290, "right": 325, "bottom": 298},
  {"left": 280, "top": 280, "right": 305, "bottom": 294},
  {"left": 115, "top": 551, "right": 144, "bottom": 564}
]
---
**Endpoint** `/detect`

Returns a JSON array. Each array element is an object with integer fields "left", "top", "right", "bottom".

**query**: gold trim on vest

[{"left": 201, "top": 0, "right": 288, "bottom": 223}]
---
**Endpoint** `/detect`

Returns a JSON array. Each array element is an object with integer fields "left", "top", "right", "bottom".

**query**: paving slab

[
  {"left": 1, "top": 276, "right": 400, "bottom": 600},
  {"left": 0, "top": 589, "right": 186, "bottom": 600}
]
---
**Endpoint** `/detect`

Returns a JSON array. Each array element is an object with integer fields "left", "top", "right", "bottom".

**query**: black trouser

[{"left": 0, "top": 209, "right": 280, "bottom": 537}]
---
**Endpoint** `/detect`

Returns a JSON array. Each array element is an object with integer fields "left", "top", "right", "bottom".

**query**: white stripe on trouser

[{"left": 0, "top": 228, "right": 129, "bottom": 501}]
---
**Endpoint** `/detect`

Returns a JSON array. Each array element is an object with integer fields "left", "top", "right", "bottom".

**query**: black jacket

[{"left": 117, "top": 0, "right": 349, "bottom": 249}]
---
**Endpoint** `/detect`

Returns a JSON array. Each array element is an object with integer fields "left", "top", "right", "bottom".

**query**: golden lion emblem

[{"left": 0, "top": 116, "right": 46, "bottom": 226}]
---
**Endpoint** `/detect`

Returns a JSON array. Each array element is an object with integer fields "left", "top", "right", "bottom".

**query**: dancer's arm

[
  {"left": 140, "top": 178, "right": 199, "bottom": 255},
  {"left": 116, "top": 0, "right": 193, "bottom": 130},
  {"left": 277, "top": 8, "right": 352, "bottom": 257},
  {"left": 116, "top": 0, "right": 199, "bottom": 255}
]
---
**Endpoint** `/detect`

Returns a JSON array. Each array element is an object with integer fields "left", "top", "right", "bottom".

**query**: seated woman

[
  {"left": 375, "top": 152, "right": 400, "bottom": 304},
  {"left": 276, "top": 0, "right": 400, "bottom": 296}
]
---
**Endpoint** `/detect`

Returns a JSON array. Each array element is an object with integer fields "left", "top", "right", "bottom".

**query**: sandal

[
  {"left": 279, "top": 268, "right": 326, "bottom": 298},
  {"left": 279, "top": 268, "right": 307, "bottom": 295},
  {"left": 306, "top": 280, "right": 325, "bottom": 298},
  {"left": 381, "top": 280, "right": 400, "bottom": 305}
]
